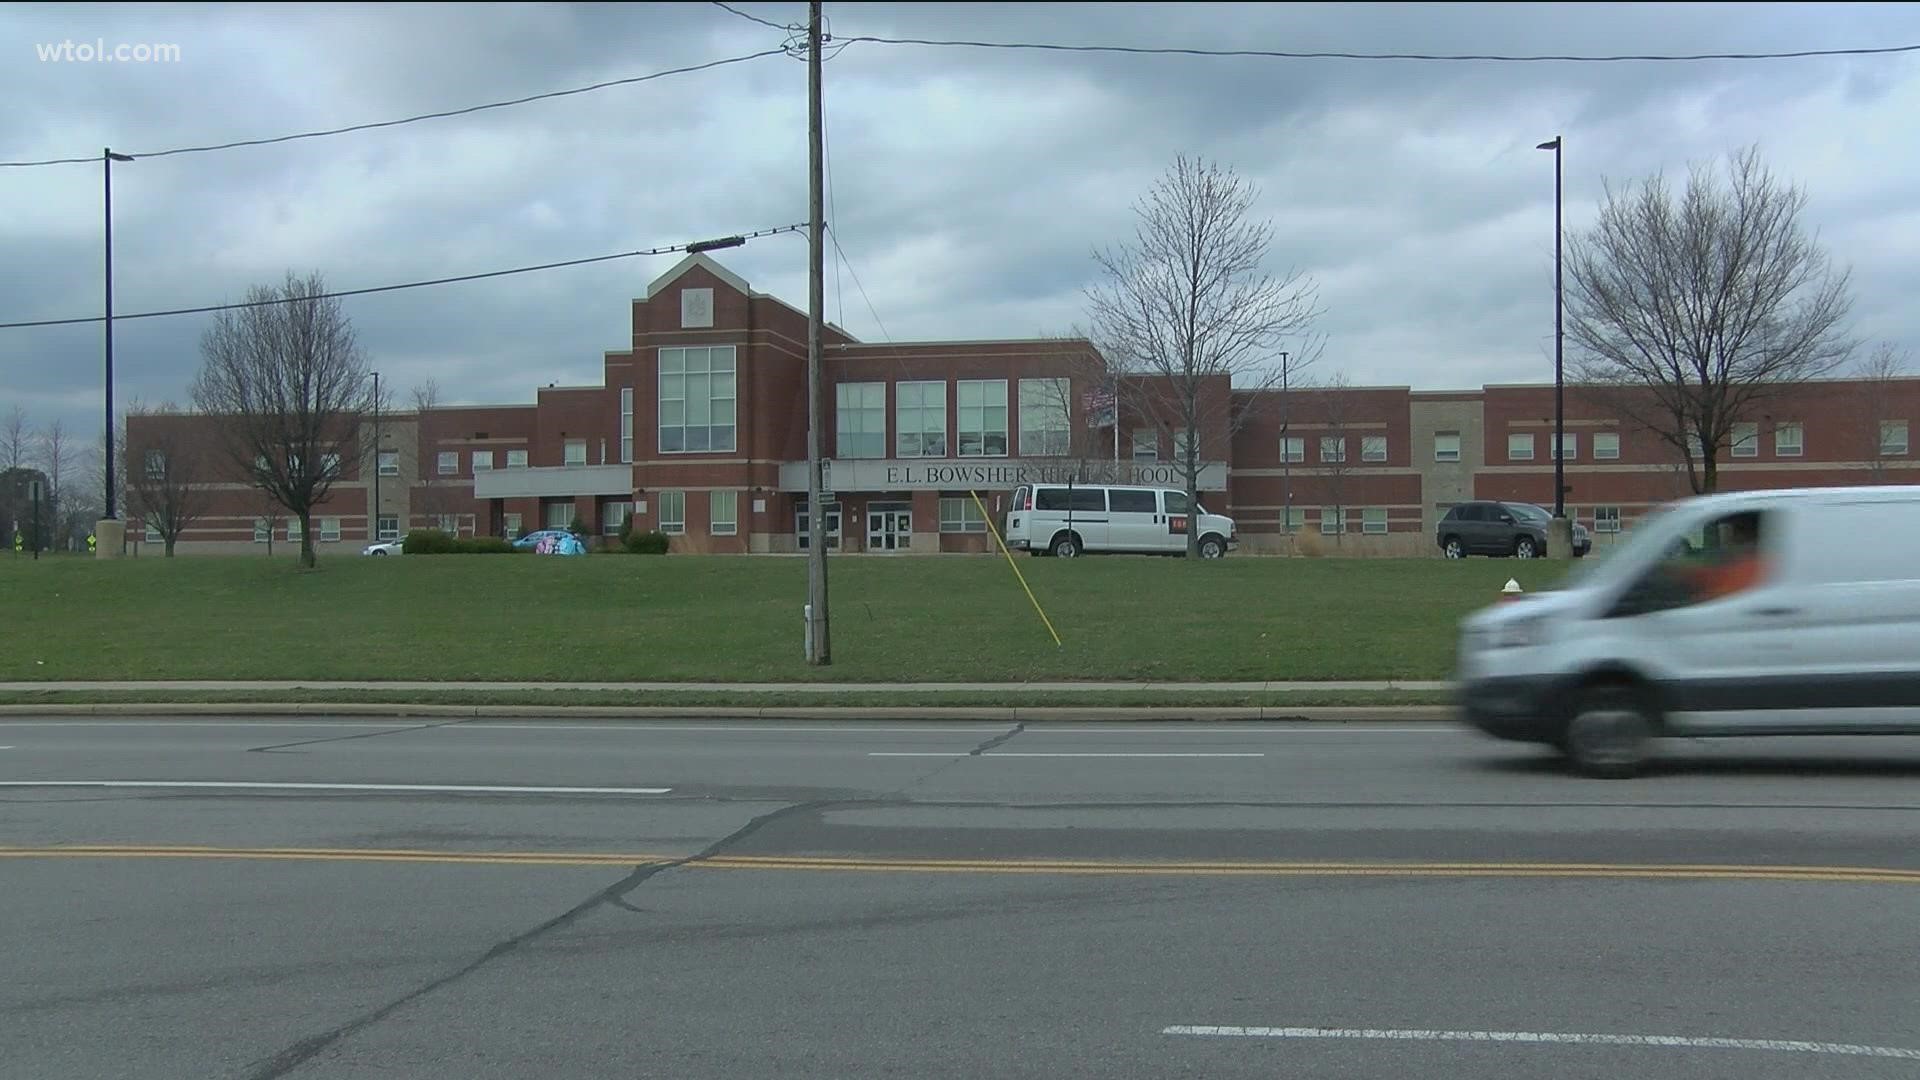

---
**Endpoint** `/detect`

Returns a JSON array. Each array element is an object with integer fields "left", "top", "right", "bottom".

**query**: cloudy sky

[{"left": 4, "top": 1, "right": 1919, "bottom": 445}]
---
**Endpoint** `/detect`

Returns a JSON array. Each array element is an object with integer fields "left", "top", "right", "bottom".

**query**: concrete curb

[{"left": 0, "top": 703, "right": 1454, "bottom": 723}]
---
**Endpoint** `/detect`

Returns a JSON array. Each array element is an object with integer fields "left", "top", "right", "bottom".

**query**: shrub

[
  {"left": 402, "top": 528, "right": 457, "bottom": 554},
  {"left": 568, "top": 516, "right": 589, "bottom": 541},
  {"left": 623, "top": 529, "right": 670, "bottom": 555},
  {"left": 458, "top": 536, "right": 517, "bottom": 554}
]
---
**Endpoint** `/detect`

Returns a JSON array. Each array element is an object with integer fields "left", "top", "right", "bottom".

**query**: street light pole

[
  {"left": 1536, "top": 135, "right": 1565, "bottom": 522},
  {"left": 804, "top": 0, "right": 831, "bottom": 665}
]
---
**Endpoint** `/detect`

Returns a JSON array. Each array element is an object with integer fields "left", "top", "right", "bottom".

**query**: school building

[{"left": 125, "top": 254, "right": 1920, "bottom": 556}]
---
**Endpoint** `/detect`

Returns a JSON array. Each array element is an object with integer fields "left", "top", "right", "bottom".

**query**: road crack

[
  {"left": 970, "top": 721, "right": 1026, "bottom": 756},
  {"left": 247, "top": 719, "right": 470, "bottom": 753}
]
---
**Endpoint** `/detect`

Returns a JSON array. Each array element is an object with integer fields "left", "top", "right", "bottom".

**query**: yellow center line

[{"left": 4, "top": 845, "right": 1920, "bottom": 883}]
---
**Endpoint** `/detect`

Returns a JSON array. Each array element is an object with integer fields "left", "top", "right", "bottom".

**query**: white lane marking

[
  {"left": 868, "top": 752, "right": 1265, "bottom": 758},
  {"left": 0, "top": 721, "right": 405, "bottom": 729},
  {"left": 0, "top": 781, "right": 671, "bottom": 795},
  {"left": 1161, "top": 1026, "right": 1920, "bottom": 1061},
  {"left": 458, "top": 724, "right": 1008, "bottom": 734},
  {"left": 0, "top": 746, "right": 12, "bottom": 750}
]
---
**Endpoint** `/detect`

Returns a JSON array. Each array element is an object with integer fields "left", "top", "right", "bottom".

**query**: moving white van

[
  {"left": 1004, "top": 483, "right": 1238, "bottom": 558},
  {"left": 1456, "top": 485, "right": 1920, "bottom": 777}
]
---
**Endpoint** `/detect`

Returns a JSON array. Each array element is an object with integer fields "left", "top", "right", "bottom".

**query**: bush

[
  {"left": 623, "top": 529, "right": 670, "bottom": 555},
  {"left": 403, "top": 529, "right": 518, "bottom": 555},
  {"left": 458, "top": 536, "right": 517, "bottom": 554},
  {"left": 568, "top": 516, "right": 589, "bottom": 541}
]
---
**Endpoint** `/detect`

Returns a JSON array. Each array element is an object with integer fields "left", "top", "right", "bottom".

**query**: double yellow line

[{"left": 7, "top": 845, "right": 1920, "bottom": 884}]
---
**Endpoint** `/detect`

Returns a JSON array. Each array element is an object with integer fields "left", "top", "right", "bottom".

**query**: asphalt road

[{"left": 6, "top": 717, "right": 1920, "bottom": 1080}]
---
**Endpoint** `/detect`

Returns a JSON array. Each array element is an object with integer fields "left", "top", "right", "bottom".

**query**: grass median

[
  {"left": 0, "top": 553, "right": 1576, "bottom": 683},
  {"left": 0, "top": 688, "right": 1452, "bottom": 711}
]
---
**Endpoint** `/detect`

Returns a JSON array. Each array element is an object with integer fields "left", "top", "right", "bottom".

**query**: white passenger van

[
  {"left": 1457, "top": 485, "right": 1920, "bottom": 778},
  {"left": 1004, "top": 483, "right": 1238, "bottom": 558}
]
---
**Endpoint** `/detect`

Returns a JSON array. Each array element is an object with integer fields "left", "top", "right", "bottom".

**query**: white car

[
  {"left": 1006, "top": 483, "right": 1238, "bottom": 559},
  {"left": 361, "top": 540, "right": 404, "bottom": 556},
  {"left": 1457, "top": 485, "right": 1920, "bottom": 777}
]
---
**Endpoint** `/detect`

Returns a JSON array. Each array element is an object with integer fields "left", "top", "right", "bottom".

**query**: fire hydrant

[{"left": 1500, "top": 578, "right": 1524, "bottom": 602}]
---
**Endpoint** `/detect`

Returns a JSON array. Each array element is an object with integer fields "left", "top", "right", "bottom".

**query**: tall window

[
  {"left": 836, "top": 382, "right": 886, "bottom": 459},
  {"left": 601, "top": 501, "right": 631, "bottom": 535},
  {"left": 621, "top": 387, "right": 634, "bottom": 463},
  {"left": 659, "top": 345, "right": 737, "bottom": 453},
  {"left": 1018, "top": 378, "right": 1071, "bottom": 456},
  {"left": 1320, "top": 436, "right": 1345, "bottom": 463},
  {"left": 710, "top": 491, "right": 738, "bottom": 535},
  {"left": 544, "top": 503, "right": 572, "bottom": 530},
  {"left": 1508, "top": 433, "right": 1535, "bottom": 461},
  {"left": 1774, "top": 422, "right": 1803, "bottom": 457},
  {"left": 1433, "top": 432, "right": 1460, "bottom": 462},
  {"left": 1362, "top": 435, "right": 1387, "bottom": 462},
  {"left": 438, "top": 451, "right": 458, "bottom": 475},
  {"left": 895, "top": 381, "right": 947, "bottom": 457},
  {"left": 503, "top": 513, "right": 523, "bottom": 538},
  {"left": 1279, "top": 437, "right": 1304, "bottom": 464},
  {"left": 939, "top": 497, "right": 988, "bottom": 533},
  {"left": 1133, "top": 429, "right": 1159, "bottom": 463},
  {"left": 659, "top": 491, "right": 686, "bottom": 535},
  {"left": 1882, "top": 420, "right": 1909, "bottom": 456},
  {"left": 1593, "top": 432, "right": 1620, "bottom": 460},
  {"left": 1731, "top": 423, "right": 1759, "bottom": 458},
  {"left": 564, "top": 439, "right": 587, "bottom": 466},
  {"left": 957, "top": 380, "right": 1008, "bottom": 457}
]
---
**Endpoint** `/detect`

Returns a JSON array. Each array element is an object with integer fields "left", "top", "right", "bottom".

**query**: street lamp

[
  {"left": 103, "top": 148, "right": 134, "bottom": 525},
  {"left": 1536, "top": 135, "right": 1565, "bottom": 525}
]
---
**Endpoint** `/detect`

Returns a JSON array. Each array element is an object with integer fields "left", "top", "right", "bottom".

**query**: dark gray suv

[{"left": 1436, "top": 501, "right": 1589, "bottom": 559}]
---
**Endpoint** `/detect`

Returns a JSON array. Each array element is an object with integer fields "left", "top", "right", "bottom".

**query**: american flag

[{"left": 1083, "top": 384, "right": 1116, "bottom": 428}]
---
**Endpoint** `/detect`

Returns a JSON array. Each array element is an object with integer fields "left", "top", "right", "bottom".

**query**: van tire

[
  {"left": 1198, "top": 535, "right": 1227, "bottom": 559},
  {"left": 1560, "top": 682, "right": 1659, "bottom": 779},
  {"left": 1049, "top": 532, "right": 1082, "bottom": 558}
]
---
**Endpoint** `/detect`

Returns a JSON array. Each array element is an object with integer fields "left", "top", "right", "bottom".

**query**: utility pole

[
  {"left": 804, "top": 0, "right": 831, "bottom": 665},
  {"left": 371, "top": 370, "right": 381, "bottom": 543},
  {"left": 1279, "top": 351, "right": 1291, "bottom": 547}
]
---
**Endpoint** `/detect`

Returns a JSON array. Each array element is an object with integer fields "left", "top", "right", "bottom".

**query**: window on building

[
  {"left": 1362, "top": 508, "right": 1388, "bottom": 534},
  {"left": 1362, "top": 435, "right": 1387, "bottom": 462},
  {"left": 1508, "top": 433, "right": 1535, "bottom": 461},
  {"left": 1133, "top": 429, "right": 1159, "bottom": 463},
  {"left": 1594, "top": 506, "right": 1622, "bottom": 533},
  {"left": 1594, "top": 432, "right": 1620, "bottom": 460},
  {"left": 507, "top": 449, "right": 528, "bottom": 469},
  {"left": 144, "top": 522, "right": 163, "bottom": 544},
  {"left": 378, "top": 450, "right": 399, "bottom": 476},
  {"left": 377, "top": 515, "right": 399, "bottom": 541},
  {"left": 1320, "top": 507, "right": 1345, "bottom": 535},
  {"left": 1279, "top": 436, "right": 1304, "bottom": 464},
  {"left": 1320, "top": 436, "right": 1346, "bottom": 463},
  {"left": 796, "top": 500, "right": 842, "bottom": 550},
  {"left": 894, "top": 381, "right": 947, "bottom": 457},
  {"left": 320, "top": 518, "right": 341, "bottom": 542},
  {"left": 601, "top": 501, "right": 631, "bottom": 535},
  {"left": 1774, "top": 422, "right": 1803, "bottom": 457},
  {"left": 253, "top": 518, "right": 270, "bottom": 543},
  {"left": 957, "top": 380, "right": 1008, "bottom": 457},
  {"left": 1552, "top": 433, "right": 1577, "bottom": 461},
  {"left": 1018, "top": 378, "right": 1072, "bottom": 457},
  {"left": 321, "top": 452, "right": 341, "bottom": 479},
  {"left": 435, "top": 514, "right": 458, "bottom": 534},
  {"left": 1881, "top": 420, "right": 1909, "bottom": 456},
  {"left": 836, "top": 382, "right": 887, "bottom": 459},
  {"left": 144, "top": 450, "right": 166, "bottom": 479},
  {"left": 559, "top": 439, "right": 585, "bottom": 466},
  {"left": 544, "top": 503, "right": 572, "bottom": 530},
  {"left": 1731, "top": 423, "right": 1759, "bottom": 458},
  {"left": 620, "top": 387, "right": 634, "bottom": 463},
  {"left": 472, "top": 450, "right": 494, "bottom": 472},
  {"left": 503, "top": 513, "right": 523, "bottom": 539},
  {"left": 1280, "top": 507, "right": 1306, "bottom": 531},
  {"left": 659, "top": 345, "right": 737, "bottom": 453},
  {"left": 659, "top": 491, "right": 686, "bottom": 535},
  {"left": 1175, "top": 428, "right": 1198, "bottom": 462},
  {"left": 939, "top": 496, "right": 988, "bottom": 533},
  {"left": 437, "top": 451, "right": 458, "bottom": 475},
  {"left": 710, "top": 490, "right": 738, "bottom": 535},
  {"left": 1433, "top": 432, "right": 1461, "bottom": 463}
]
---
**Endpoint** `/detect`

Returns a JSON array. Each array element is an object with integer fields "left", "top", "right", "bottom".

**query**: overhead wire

[
  {"left": 833, "top": 34, "right": 1920, "bottom": 64},
  {"left": 0, "top": 224, "right": 808, "bottom": 330}
]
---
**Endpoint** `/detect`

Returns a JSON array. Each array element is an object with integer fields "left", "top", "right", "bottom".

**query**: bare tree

[
  {"left": 1316, "top": 372, "right": 1355, "bottom": 548},
  {"left": 1566, "top": 145, "right": 1857, "bottom": 494},
  {"left": 125, "top": 401, "right": 215, "bottom": 556},
  {"left": 190, "top": 271, "right": 375, "bottom": 569},
  {"left": 37, "top": 419, "right": 75, "bottom": 550},
  {"left": 1, "top": 406, "right": 31, "bottom": 545},
  {"left": 1085, "top": 155, "right": 1323, "bottom": 555},
  {"left": 1858, "top": 342, "right": 1910, "bottom": 484},
  {"left": 411, "top": 377, "right": 454, "bottom": 526}
]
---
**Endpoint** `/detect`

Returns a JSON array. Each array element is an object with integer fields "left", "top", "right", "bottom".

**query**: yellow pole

[{"left": 969, "top": 488, "right": 1062, "bottom": 648}]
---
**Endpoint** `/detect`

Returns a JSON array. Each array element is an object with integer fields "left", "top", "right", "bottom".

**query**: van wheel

[
  {"left": 1561, "top": 683, "right": 1658, "bottom": 779},
  {"left": 1442, "top": 536, "right": 1464, "bottom": 559},
  {"left": 1050, "top": 533, "right": 1081, "bottom": 558},
  {"left": 1198, "top": 535, "right": 1226, "bottom": 559},
  {"left": 1515, "top": 536, "right": 1538, "bottom": 559}
]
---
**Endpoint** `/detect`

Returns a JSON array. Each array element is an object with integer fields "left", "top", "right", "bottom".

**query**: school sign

[{"left": 777, "top": 458, "right": 1229, "bottom": 493}]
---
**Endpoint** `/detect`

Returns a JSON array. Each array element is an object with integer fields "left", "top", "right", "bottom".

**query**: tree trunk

[
  {"left": 299, "top": 510, "right": 316, "bottom": 569},
  {"left": 1699, "top": 452, "right": 1719, "bottom": 495},
  {"left": 1185, "top": 472, "right": 1201, "bottom": 558},
  {"left": 164, "top": 537, "right": 176, "bottom": 557}
]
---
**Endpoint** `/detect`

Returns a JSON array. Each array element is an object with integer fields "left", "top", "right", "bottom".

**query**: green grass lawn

[{"left": 0, "top": 553, "right": 1577, "bottom": 683}]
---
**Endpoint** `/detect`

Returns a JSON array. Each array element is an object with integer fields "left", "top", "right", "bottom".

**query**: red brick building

[{"left": 127, "top": 254, "right": 1919, "bottom": 556}]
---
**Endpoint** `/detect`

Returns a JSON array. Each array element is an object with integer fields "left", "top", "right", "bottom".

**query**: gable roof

[{"left": 640, "top": 253, "right": 857, "bottom": 341}]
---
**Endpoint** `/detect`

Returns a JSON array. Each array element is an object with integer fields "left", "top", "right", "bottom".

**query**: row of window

[
  {"left": 1496, "top": 422, "right": 1910, "bottom": 463},
  {"left": 1276, "top": 434, "right": 1389, "bottom": 464},
  {"left": 835, "top": 377, "right": 1072, "bottom": 459}
]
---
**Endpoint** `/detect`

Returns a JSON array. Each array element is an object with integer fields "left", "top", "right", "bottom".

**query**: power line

[
  {"left": 711, "top": 1, "right": 795, "bottom": 32},
  {"left": 0, "top": 224, "right": 807, "bottom": 330},
  {"left": 0, "top": 49, "right": 788, "bottom": 168},
  {"left": 838, "top": 34, "right": 1920, "bottom": 64},
  {"left": 826, "top": 225, "right": 892, "bottom": 343}
]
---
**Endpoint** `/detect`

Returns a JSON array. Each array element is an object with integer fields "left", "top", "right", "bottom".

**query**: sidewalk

[{"left": 0, "top": 679, "right": 1452, "bottom": 693}]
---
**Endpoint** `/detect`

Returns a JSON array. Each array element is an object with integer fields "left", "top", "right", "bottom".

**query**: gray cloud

[{"left": 4, "top": 0, "right": 1918, "bottom": 450}]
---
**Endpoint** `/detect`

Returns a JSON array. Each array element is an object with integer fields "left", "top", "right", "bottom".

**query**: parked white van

[
  {"left": 1004, "top": 483, "right": 1238, "bottom": 558},
  {"left": 1456, "top": 485, "right": 1920, "bottom": 778}
]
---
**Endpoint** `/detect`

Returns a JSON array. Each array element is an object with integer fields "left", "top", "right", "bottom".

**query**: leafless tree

[
  {"left": 1085, "top": 155, "right": 1323, "bottom": 555},
  {"left": 1566, "top": 145, "right": 1857, "bottom": 494},
  {"left": 1, "top": 406, "right": 32, "bottom": 544},
  {"left": 125, "top": 400, "right": 215, "bottom": 556},
  {"left": 36, "top": 419, "right": 76, "bottom": 549},
  {"left": 1316, "top": 372, "right": 1356, "bottom": 547},
  {"left": 190, "top": 271, "right": 375, "bottom": 569},
  {"left": 1858, "top": 342, "right": 1910, "bottom": 483},
  {"left": 411, "top": 377, "right": 455, "bottom": 524}
]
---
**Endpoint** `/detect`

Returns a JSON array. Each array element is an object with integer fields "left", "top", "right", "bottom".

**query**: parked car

[
  {"left": 1436, "top": 500, "right": 1587, "bottom": 559},
  {"left": 1005, "top": 483, "right": 1238, "bottom": 559},
  {"left": 1454, "top": 485, "right": 1920, "bottom": 778},
  {"left": 361, "top": 540, "right": 404, "bottom": 556},
  {"left": 511, "top": 529, "right": 587, "bottom": 555}
]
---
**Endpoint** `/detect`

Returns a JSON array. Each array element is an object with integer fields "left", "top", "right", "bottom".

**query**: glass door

[{"left": 867, "top": 502, "right": 912, "bottom": 552}]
